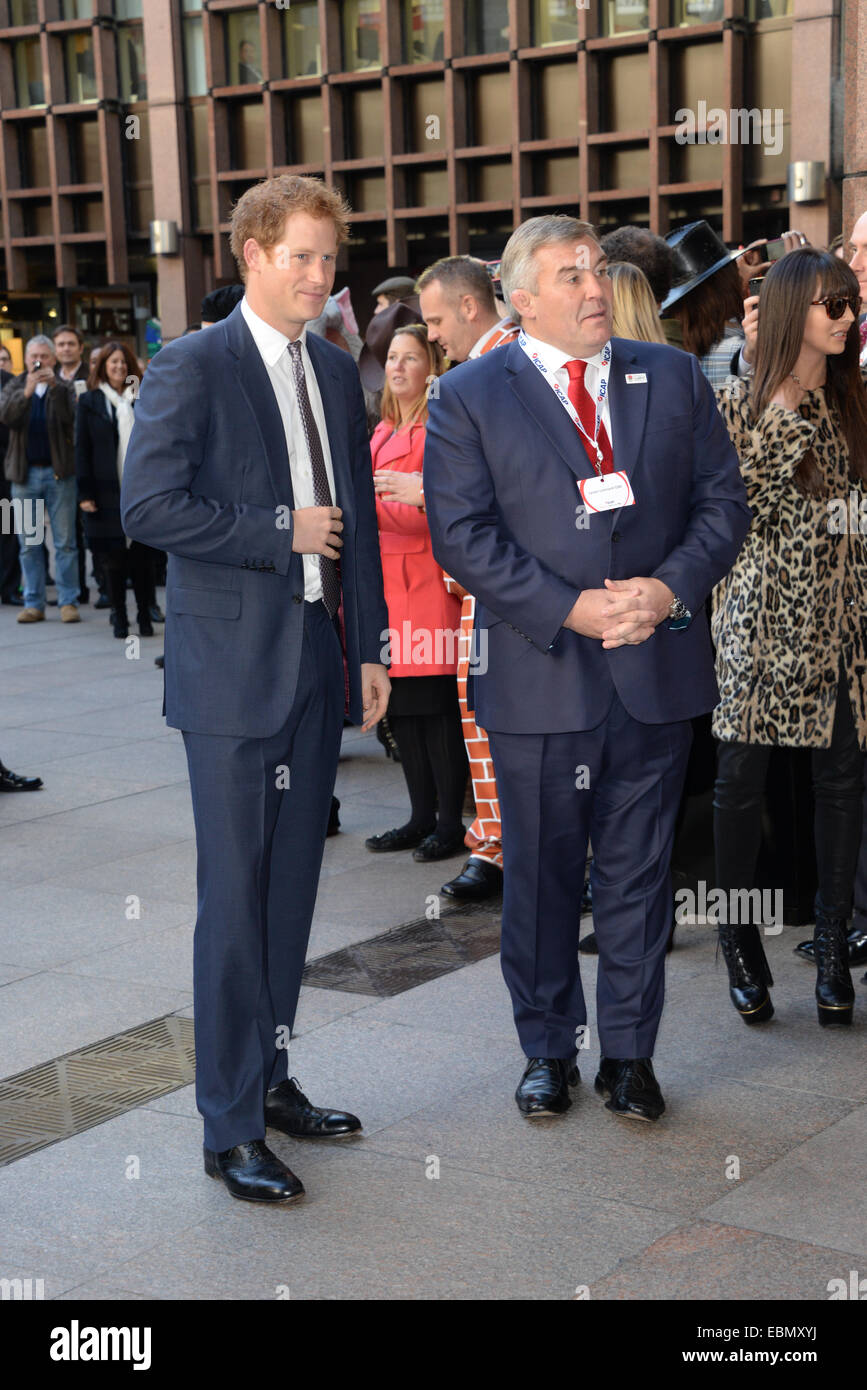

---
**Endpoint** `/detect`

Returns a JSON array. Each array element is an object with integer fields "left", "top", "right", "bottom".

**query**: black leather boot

[
  {"left": 814, "top": 915, "right": 855, "bottom": 1026},
  {"left": 718, "top": 923, "right": 774, "bottom": 1024}
]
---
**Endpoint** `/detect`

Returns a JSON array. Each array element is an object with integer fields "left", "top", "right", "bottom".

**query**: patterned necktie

[
  {"left": 565, "top": 359, "right": 613, "bottom": 474},
  {"left": 286, "top": 339, "right": 341, "bottom": 618}
]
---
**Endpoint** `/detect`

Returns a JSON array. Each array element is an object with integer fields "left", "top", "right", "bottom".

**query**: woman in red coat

[{"left": 365, "top": 325, "right": 468, "bottom": 861}]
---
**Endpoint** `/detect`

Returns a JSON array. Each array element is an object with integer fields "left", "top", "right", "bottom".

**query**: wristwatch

[{"left": 668, "top": 595, "right": 691, "bottom": 629}]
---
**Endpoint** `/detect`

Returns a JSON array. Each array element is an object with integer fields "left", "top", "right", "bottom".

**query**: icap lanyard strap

[{"left": 519, "top": 331, "right": 612, "bottom": 475}]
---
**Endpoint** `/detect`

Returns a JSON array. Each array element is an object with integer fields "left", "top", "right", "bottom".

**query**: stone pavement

[{"left": 1, "top": 587, "right": 866, "bottom": 1302}]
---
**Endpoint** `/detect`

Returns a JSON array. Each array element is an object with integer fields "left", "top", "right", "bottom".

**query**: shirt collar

[
  {"left": 522, "top": 331, "right": 609, "bottom": 373},
  {"left": 241, "top": 295, "right": 307, "bottom": 368}
]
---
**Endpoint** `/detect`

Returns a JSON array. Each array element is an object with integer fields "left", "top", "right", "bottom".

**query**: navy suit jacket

[
  {"left": 120, "top": 304, "right": 388, "bottom": 737},
  {"left": 423, "top": 337, "right": 751, "bottom": 734}
]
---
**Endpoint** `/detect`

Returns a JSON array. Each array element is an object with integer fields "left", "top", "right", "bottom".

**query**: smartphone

[
  {"left": 766, "top": 237, "right": 787, "bottom": 260},
  {"left": 748, "top": 277, "right": 765, "bottom": 298},
  {"left": 33, "top": 359, "right": 41, "bottom": 370}
]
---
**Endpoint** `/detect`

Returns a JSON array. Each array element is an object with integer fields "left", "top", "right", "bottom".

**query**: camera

[
  {"left": 748, "top": 277, "right": 765, "bottom": 298},
  {"left": 33, "top": 360, "right": 41, "bottom": 370}
]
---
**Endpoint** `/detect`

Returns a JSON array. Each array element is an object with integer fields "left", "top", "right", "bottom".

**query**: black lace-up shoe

[{"left": 203, "top": 1139, "right": 304, "bottom": 1203}]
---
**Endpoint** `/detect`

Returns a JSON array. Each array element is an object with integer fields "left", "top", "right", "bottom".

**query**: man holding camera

[{"left": 0, "top": 336, "right": 79, "bottom": 623}]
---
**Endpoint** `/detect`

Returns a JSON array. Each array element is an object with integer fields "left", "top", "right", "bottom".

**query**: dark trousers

[
  {"left": 0, "top": 476, "right": 21, "bottom": 599},
  {"left": 714, "top": 672, "right": 864, "bottom": 922},
  {"left": 389, "top": 708, "right": 469, "bottom": 837},
  {"left": 100, "top": 542, "right": 155, "bottom": 622},
  {"left": 855, "top": 767, "right": 867, "bottom": 931},
  {"left": 489, "top": 694, "right": 692, "bottom": 1061},
  {"left": 182, "top": 601, "right": 344, "bottom": 1152}
]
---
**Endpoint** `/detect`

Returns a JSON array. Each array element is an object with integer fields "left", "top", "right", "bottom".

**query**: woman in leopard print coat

[{"left": 711, "top": 247, "right": 867, "bottom": 1030}]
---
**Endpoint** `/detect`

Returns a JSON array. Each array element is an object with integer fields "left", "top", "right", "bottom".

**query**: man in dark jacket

[
  {"left": 0, "top": 362, "right": 23, "bottom": 604},
  {"left": 0, "top": 335, "right": 79, "bottom": 623}
]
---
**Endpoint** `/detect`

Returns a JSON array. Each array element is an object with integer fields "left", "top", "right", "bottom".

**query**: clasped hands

[{"left": 564, "top": 577, "right": 675, "bottom": 649}]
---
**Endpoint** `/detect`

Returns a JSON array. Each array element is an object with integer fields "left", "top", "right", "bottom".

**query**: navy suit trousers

[
  {"left": 182, "top": 600, "right": 344, "bottom": 1152},
  {"left": 489, "top": 695, "right": 692, "bottom": 1062}
]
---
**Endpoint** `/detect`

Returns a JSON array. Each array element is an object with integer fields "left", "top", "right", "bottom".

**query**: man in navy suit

[
  {"left": 424, "top": 216, "right": 750, "bottom": 1123},
  {"left": 121, "top": 177, "right": 390, "bottom": 1202}
]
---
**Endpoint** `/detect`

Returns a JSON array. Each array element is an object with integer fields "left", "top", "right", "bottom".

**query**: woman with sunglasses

[{"left": 712, "top": 247, "right": 867, "bottom": 1028}]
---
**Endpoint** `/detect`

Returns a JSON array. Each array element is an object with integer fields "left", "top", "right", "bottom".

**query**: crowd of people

[{"left": 3, "top": 177, "right": 867, "bottom": 1192}]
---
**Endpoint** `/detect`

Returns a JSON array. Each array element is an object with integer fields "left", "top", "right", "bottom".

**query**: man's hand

[
  {"left": 360, "top": 662, "right": 390, "bottom": 732},
  {"left": 563, "top": 577, "right": 674, "bottom": 648},
  {"left": 79, "top": 500, "right": 97, "bottom": 513},
  {"left": 24, "top": 366, "right": 55, "bottom": 398},
  {"left": 291, "top": 505, "right": 343, "bottom": 558},
  {"left": 373, "top": 470, "right": 423, "bottom": 507}
]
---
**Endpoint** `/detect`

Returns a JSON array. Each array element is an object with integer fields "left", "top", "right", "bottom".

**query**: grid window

[
  {"left": 61, "top": 0, "right": 93, "bottom": 18},
  {"left": 14, "top": 39, "right": 45, "bottom": 109},
  {"left": 465, "top": 0, "right": 510, "bottom": 56},
  {"left": 183, "top": 17, "right": 207, "bottom": 97},
  {"left": 673, "top": 0, "right": 725, "bottom": 23},
  {"left": 118, "top": 25, "right": 147, "bottom": 101},
  {"left": 227, "top": 10, "right": 262, "bottom": 85},
  {"left": 532, "top": 0, "right": 578, "bottom": 47},
  {"left": 402, "top": 0, "right": 446, "bottom": 64},
  {"left": 114, "top": 0, "right": 144, "bottom": 16},
  {"left": 10, "top": 0, "right": 39, "bottom": 24},
  {"left": 342, "top": 0, "right": 383, "bottom": 72},
  {"left": 65, "top": 32, "right": 98, "bottom": 104},
  {"left": 602, "top": 1, "right": 650, "bottom": 36},
  {"left": 282, "top": 1, "right": 321, "bottom": 79}
]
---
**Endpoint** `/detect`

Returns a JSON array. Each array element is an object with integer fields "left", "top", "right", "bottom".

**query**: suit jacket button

[{"left": 293, "top": 593, "right": 303, "bottom": 604}]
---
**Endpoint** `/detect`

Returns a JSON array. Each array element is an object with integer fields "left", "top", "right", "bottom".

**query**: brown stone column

[
  {"left": 141, "top": 0, "right": 204, "bottom": 340},
  {"left": 842, "top": 0, "right": 867, "bottom": 238},
  {"left": 789, "top": 0, "right": 839, "bottom": 245}
]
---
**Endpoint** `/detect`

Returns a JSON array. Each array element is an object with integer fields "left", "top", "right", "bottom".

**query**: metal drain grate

[
  {"left": 301, "top": 900, "right": 502, "bottom": 997},
  {"left": 0, "top": 1014, "right": 195, "bottom": 1168}
]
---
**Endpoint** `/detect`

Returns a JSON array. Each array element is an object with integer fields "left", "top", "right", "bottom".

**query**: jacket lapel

[
  {"left": 606, "top": 338, "right": 649, "bottom": 526},
  {"left": 506, "top": 340, "right": 596, "bottom": 484}
]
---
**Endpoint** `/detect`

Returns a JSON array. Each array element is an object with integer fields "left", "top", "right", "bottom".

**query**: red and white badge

[{"left": 578, "top": 470, "right": 635, "bottom": 513}]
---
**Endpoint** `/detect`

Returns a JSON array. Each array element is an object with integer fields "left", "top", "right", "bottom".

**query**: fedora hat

[
  {"left": 659, "top": 220, "right": 747, "bottom": 315},
  {"left": 359, "top": 297, "right": 423, "bottom": 393},
  {"left": 372, "top": 275, "right": 417, "bottom": 300}
]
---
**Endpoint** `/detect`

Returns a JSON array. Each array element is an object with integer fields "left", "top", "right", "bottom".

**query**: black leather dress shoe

[
  {"left": 441, "top": 857, "right": 503, "bottom": 901},
  {"left": 327, "top": 796, "right": 340, "bottom": 837},
  {"left": 515, "top": 1056, "right": 579, "bottom": 1117},
  {"left": 94, "top": 592, "right": 112, "bottom": 610},
  {"left": 595, "top": 1057, "right": 665, "bottom": 1122},
  {"left": 203, "top": 1139, "right": 304, "bottom": 1203},
  {"left": 265, "top": 1077, "right": 362, "bottom": 1139},
  {"left": 0, "top": 763, "right": 43, "bottom": 792},
  {"left": 365, "top": 824, "right": 434, "bottom": 853},
  {"left": 795, "top": 923, "right": 867, "bottom": 969},
  {"left": 155, "top": 654, "right": 164, "bottom": 669},
  {"left": 149, "top": 603, "right": 165, "bottom": 623},
  {"left": 412, "top": 828, "right": 467, "bottom": 862}
]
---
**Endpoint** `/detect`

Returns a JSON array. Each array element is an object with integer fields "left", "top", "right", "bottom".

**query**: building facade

[{"left": 0, "top": 0, "right": 860, "bottom": 350}]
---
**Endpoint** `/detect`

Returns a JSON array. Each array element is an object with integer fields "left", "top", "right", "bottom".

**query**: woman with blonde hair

[
  {"left": 365, "top": 324, "right": 469, "bottom": 861},
  {"left": 610, "top": 261, "right": 666, "bottom": 344}
]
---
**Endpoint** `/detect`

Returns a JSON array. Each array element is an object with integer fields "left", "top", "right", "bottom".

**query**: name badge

[
  {"left": 578, "top": 470, "right": 635, "bottom": 513},
  {"left": 625, "top": 372, "right": 647, "bottom": 384}
]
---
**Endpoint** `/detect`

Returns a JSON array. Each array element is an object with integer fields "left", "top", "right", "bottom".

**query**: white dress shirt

[
  {"left": 521, "top": 331, "right": 614, "bottom": 454},
  {"left": 241, "top": 295, "right": 337, "bottom": 603}
]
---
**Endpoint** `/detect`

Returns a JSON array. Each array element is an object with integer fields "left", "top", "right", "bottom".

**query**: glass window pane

[
  {"left": 65, "top": 33, "right": 98, "bottom": 103},
  {"left": 10, "top": 0, "right": 39, "bottom": 24},
  {"left": 746, "top": 0, "right": 793, "bottom": 16},
  {"left": 342, "top": 0, "right": 383, "bottom": 73},
  {"left": 532, "top": 0, "right": 578, "bottom": 45},
  {"left": 401, "top": 1, "right": 445, "bottom": 64},
  {"left": 61, "top": 0, "right": 93, "bottom": 18},
  {"left": 282, "top": 1, "right": 321, "bottom": 80},
  {"left": 181, "top": 0, "right": 203, "bottom": 11},
  {"left": 465, "top": 1, "right": 510, "bottom": 56},
  {"left": 227, "top": 10, "right": 262, "bottom": 85},
  {"left": 183, "top": 17, "right": 207, "bottom": 97},
  {"left": 118, "top": 26, "right": 147, "bottom": 101},
  {"left": 14, "top": 39, "right": 45, "bottom": 108},
  {"left": 601, "top": 1, "right": 650, "bottom": 36},
  {"left": 672, "top": 0, "right": 724, "bottom": 23},
  {"left": 114, "top": 0, "right": 144, "bottom": 16}
]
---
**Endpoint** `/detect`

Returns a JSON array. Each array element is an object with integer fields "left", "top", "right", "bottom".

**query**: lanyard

[{"left": 519, "top": 331, "right": 612, "bottom": 474}]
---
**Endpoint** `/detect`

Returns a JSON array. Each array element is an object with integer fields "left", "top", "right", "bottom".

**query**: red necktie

[{"left": 566, "top": 359, "right": 613, "bottom": 475}]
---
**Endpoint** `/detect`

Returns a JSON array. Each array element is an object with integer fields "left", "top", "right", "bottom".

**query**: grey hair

[
  {"left": 25, "top": 334, "right": 55, "bottom": 357},
  {"left": 499, "top": 216, "right": 601, "bottom": 313}
]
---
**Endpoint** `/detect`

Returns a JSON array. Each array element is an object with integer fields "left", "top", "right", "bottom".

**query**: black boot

[
  {"left": 718, "top": 923, "right": 774, "bottom": 1024},
  {"left": 814, "top": 915, "right": 855, "bottom": 1026}
]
